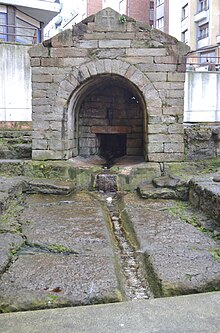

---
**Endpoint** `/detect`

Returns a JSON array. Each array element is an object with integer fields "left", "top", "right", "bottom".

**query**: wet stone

[
  {"left": 25, "top": 179, "right": 75, "bottom": 195},
  {"left": 122, "top": 194, "right": 220, "bottom": 296},
  {"left": 0, "top": 233, "right": 24, "bottom": 274},
  {"left": 20, "top": 192, "right": 113, "bottom": 256},
  {"left": 137, "top": 184, "right": 177, "bottom": 199},
  {"left": 0, "top": 192, "right": 122, "bottom": 312},
  {"left": 0, "top": 253, "right": 120, "bottom": 312}
]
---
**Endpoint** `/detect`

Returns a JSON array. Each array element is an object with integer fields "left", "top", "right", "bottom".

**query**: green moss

[{"left": 210, "top": 249, "right": 220, "bottom": 263}]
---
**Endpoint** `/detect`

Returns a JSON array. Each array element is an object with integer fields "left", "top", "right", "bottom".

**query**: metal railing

[
  {"left": 186, "top": 56, "right": 220, "bottom": 71},
  {"left": 0, "top": 24, "right": 39, "bottom": 44}
]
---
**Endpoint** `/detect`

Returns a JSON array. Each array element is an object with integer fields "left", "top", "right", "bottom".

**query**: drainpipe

[{"left": 127, "top": 0, "right": 130, "bottom": 16}]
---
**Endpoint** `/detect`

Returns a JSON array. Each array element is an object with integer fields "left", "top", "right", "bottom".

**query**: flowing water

[{"left": 95, "top": 172, "right": 153, "bottom": 300}]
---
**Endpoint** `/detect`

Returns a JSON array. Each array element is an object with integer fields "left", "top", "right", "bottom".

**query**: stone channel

[{"left": 0, "top": 169, "right": 220, "bottom": 312}]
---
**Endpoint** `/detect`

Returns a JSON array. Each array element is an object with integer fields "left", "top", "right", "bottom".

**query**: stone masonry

[{"left": 29, "top": 7, "right": 189, "bottom": 162}]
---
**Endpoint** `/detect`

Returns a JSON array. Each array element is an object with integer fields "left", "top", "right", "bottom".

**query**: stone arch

[{"left": 57, "top": 59, "right": 162, "bottom": 161}]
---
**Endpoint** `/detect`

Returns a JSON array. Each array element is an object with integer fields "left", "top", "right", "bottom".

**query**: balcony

[
  {"left": 194, "top": 8, "right": 209, "bottom": 23},
  {"left": 0, "top": 0, "right": 61, "bottom": 25}
]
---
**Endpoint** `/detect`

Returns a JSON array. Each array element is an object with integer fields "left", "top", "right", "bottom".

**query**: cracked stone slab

[
  {"left": 20, "top": 192, "right": 114, "bottom": 256},
  {"left": 0, "top": 233, "right": 24, "bottom": 274},
  {"left": 0, "top": 253, "right": 121, "bottom": 312},
  {"left": 25, "top": 179, "right": 75, "bottom": 195},
  {"left": 122, "top": 194, "right": 220, "bottom": 296}
]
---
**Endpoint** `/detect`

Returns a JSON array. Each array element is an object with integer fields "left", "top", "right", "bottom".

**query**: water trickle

[
  {"left": 106, "top": 194, "right": 152, "bottom": 300},
  {"left": 95, "top": 172, "right": 118, "bottom": 192}
]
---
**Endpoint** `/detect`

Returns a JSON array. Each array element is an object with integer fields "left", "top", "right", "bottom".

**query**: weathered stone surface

[
  {"left": 138, "top": 184, "right": 177, "bottom": 199},
  {"left": 29, "top": 7, "right": 188, "bottom": 162},
  {"left": 122, "top": 194, "right": 220, "bottom": 296},
  {"left": 0, "top": 192, "right": 121, "bottom": 312},
  {"left": 25, "top": 179, "right": 75, "bottom": 195},
  {"left": 0, "top": 253, "right": 120, "bottom": 312},
  {"left": 189, "top": 177, "right": 220, "bottom": 222},
  {"left": 0, "top": 233, "right": 24, "bottom": 274}
]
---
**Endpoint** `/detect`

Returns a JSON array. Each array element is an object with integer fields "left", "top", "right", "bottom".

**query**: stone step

[
  {"left": 25, "top": 179, "right": 75, "bottom": 195},
  {"left": 137, "top": 183, "right": 177, "bottom": 199}
]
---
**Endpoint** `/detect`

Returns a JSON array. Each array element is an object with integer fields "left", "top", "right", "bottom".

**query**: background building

[
  {"left": 0, "top": 0, "right": 61, "bottom": 43},
  {"left": 44, "top": 0, "right": 155, "bottom": 38},
  {"left": 154, "top": 0, "right": 220, "bottom": 65}
]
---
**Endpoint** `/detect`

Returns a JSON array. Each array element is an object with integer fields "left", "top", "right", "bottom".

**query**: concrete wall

[
  {"left": 184, "top": 71, "right": 220, "bottom": 122},
  {"left": 0, "top": 44, "right": 32, "bottom": 121}
]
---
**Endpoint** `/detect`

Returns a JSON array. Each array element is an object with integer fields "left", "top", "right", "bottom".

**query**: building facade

[
  {"left": 0, "top": 0, "right": 61, "bottom": 44},
  {"left": 154, "top": 0, "right": 220, "bottom": 65},
  {"left": 45, "top": 0, "right": 155, "bottom": 38}
]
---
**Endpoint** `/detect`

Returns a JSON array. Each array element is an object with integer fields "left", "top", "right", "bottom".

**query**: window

[
  {"left": 198, "top": 0, "right": 208, "bottom": 12},
  {"left": 156, "top": 17, "right": 164, "bottom": 31},
  {"left": 200, "top": 50, "right": 216, "bottom": 63},
  {"left": 198, "top": 23, "right": 209, "bottom": 40},
  {"left": 16, "top": 18, "right": 39, "bottom": 44},
  {"left": 150, "top": 1, "right": 154, "bottom": 9},
  {"left": 0, "top": 12, "right": 7, "bottom": 41},
  {"left": 182, "top": 29, "right": 188, "bottom": 44},
  {"left": 182, "top": 4, "right": 188, "bottom": 20},
  {"left": 156, "top": 0, "right": 164, "bottom": 6}
]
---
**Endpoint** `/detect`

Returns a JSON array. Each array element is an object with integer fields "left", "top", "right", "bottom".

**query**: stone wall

[
  {"left": 29, "top": 7, "right": 189, "bottom": 161},
  {"left": 184, "top": 124, "right": 220, "bottom": 160}
]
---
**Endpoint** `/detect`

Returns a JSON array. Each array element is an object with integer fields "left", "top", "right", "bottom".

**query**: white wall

[
  {"left": 0, "top": 44, "right": 32, "bottom": 121},
  {"left": 184, "top": 71, "right": 220, "bottom": 122}
]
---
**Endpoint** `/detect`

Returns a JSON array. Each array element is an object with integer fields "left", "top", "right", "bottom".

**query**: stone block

[
  {"left": 166, "top": 98, "right": 184, "bottom": 107},
  {"left": 60, "top": 80, "right": 75, "bottom": 94},
  {"left": 154, "top": 82, "right": 184, "bottom": 90},
  {"left": 50, "top": 121, "right": 63, "bottom": 131},
  {"left": 95, "top": 48, "right": 126, "bottom": 59},
  {"left": 148, "top": 124, "right": 168, "bottom": 134},
  {"left": 32, "top": 120, "right": 49, "bottom": 131},
  {"left": 41, "top": 57, "right": 64, "bottom": 67},
  {"left": 168, "top": 124, "right": 184, "bottom": 134},
  {"left": 126, "top": 48, "right": 166, "bottom": 57},
  {"left": 99, "top": 39, "right": 131, "bottom": 48},
  {"left": 164, "top": 142, "right": 185, "bottom": 153},
  {"left": 163, "top": 106, "right": 183, "bottom": 116},
  {"left": 51, "top": 29, "right": 74, "bottom": 47},
  {"left": 166, "top": 90, "right": 184, "bottom": 98},
  {"left": 86, "top": 62, "right": 98, "bottom": 76},
  {"left": 32, "top": 139, "right": 48, "bottom": 150},
  {"left": 32, "top": 150, "right": 63, "bottom": 160},
  {"left": 75, "top": 40, "right": 98, "bottom": 48},
  {"left": 137, "top": 63, "right": 177, "bottom": 73},
  {"left": 63, "top": 58, "right": 86, "bottom": 67},
  {"left": 146, "top": 72, "right": 167, "bottom": 82},
  {"left": 32, "top": 105, "right": 51, "bottom": 114},
  {"left": 148, "top": 153, "right": 184, "bottom": 162},
  {"left": 147, "top": 142, "right": 164, "bottom": 153},
  {"left": 168, "top": 72, "right": 185, "bottom": 82},
  {"left": 32, "top": 98, "right": 51, "bottom": 106},
  {"left": 148, "top": 134, "right": 183, "bottom": 143},
  {"left": 154, "top": 55, "right": 178, "bottom": 64},
  {"left": 32, "top": 90, "right": 47, "bottom": 98},
  {"left": 95, "top": 60, "right": 105, "bottom": 74},
  {"left": 29, "top": 44, "right": 49, "bottom": 57},
  {"left": 124, "top": 56, "right": 153, "bottom": 64},
  {"left": 50, "top": 48, "right": 88, "bottom": 58},
  {"left": 30, "top": 58, "right": 40, "bottom": 67},
  {"left": 32, "top": 74, "right": 53, "bottom": 83}
]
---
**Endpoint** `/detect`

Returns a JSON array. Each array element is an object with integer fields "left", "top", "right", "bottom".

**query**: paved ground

[{"left": 1, "top": 292, "right": 220, "bottom": 333}]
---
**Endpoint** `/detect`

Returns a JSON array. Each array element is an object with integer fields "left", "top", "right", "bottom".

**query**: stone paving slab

[
  {"left": 25, "top": 179, "right": 75, "bottom": 195},
  {"left": 1, "top": 292, "right": 220, "bottom": 333},
  {"left": 20, "top": 192, "right": 113, "bottom": 256},
  {"left": 122, "top": 194, "right": 220, "bottom": 296},
  {"left": 0, "top": 253, "right": 119, "bottom": 312},
  {"left": 0, "top": 233, "right": 24, "bottom": 274},
  {"left": 0, "top": 192, "right": 122, "bottom": 312}
]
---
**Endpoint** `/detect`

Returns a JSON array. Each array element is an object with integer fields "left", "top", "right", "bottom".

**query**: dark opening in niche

[{"left": 99, "top": 134, "right": 126, "bottom": 165}]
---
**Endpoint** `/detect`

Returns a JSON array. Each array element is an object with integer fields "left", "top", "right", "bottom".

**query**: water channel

[{"left": 95, "top": 171, "right": 153, "bottom": 300}]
